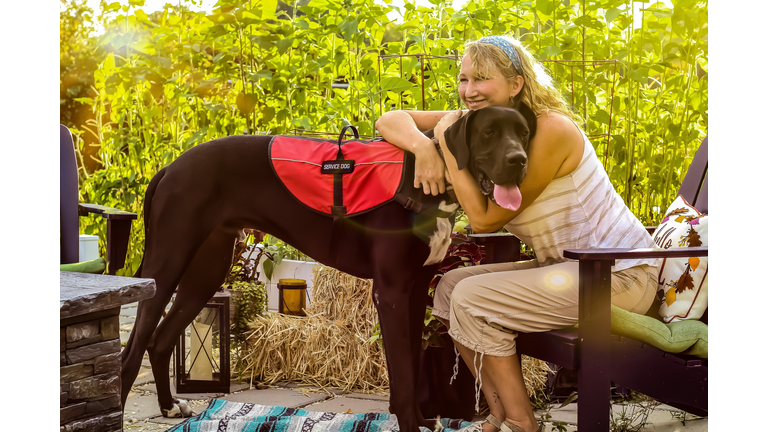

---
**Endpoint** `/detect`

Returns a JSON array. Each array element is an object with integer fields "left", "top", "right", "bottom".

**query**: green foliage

[
  {"left": 260, "top": 234, "right": 314, "bottom": 282},
  {"left": 227, "top": 280, "right": 269, "bottom": 342},
  {"left": 61, "top": 0, "right": 707, "bottom": 275}
]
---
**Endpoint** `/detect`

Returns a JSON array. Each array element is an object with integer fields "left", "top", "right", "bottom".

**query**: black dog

[
  {"left": 445, "top": 102, "right": 537, "bottom": 211},
  {"left": 120, "top": 103, "right": 536, "bottom": 432}
]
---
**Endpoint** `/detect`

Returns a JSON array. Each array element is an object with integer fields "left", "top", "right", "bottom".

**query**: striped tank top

[{"left": 503, "top": 125, "right": 659, "bottom": 272}]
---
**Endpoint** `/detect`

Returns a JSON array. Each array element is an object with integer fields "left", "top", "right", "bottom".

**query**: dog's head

[{"left": 444, "top": 101, "right": 537, "bottom": 211}]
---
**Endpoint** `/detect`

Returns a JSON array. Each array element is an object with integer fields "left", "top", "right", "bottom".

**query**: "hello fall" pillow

[{"left": 652, "top": 195, "right": 708, "bottom": 323}]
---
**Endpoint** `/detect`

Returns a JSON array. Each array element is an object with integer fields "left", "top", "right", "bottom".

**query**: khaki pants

[{"left": 432, "top": 260, "right": 658, "bottom": 357}]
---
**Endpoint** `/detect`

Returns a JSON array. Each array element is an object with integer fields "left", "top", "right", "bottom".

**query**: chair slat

[{"left": 678, "top": 136, "right": 708, "bottom": 207}]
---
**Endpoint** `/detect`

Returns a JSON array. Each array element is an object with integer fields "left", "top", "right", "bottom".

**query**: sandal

[
  {"left": 464, "top": 414, "right": 504, "bottom": 432},
  {"left": 499, "top": 420, "right": 544, "bottom": 432}
]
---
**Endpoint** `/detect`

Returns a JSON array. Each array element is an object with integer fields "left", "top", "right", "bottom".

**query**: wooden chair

[
  {"left": 515, "top": 136, "right": 708, "bottom": 430},
  {"left": 60, "top": 125, "right": 138, "bottom": 274}
]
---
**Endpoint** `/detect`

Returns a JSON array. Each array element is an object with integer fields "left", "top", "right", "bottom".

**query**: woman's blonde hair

[{"left": 463, "top": 35, "right": 580, "bottom": 123}]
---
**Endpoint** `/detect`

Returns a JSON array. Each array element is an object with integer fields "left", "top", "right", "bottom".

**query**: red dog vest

[{"left": 269, "top": 136, "right": 406, "bottom": 216}]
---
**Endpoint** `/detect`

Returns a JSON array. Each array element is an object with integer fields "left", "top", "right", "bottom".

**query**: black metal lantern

[
  {"left": 174, "top": 290, "right": 231, "bottom": 393},
  {"left": 277, "top": 278, "right": 307, "bottom": 316}
]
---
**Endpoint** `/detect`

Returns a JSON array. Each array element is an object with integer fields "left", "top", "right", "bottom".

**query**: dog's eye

[
  {"left": 522, "top": 130, "right": 529, "bottom": 136},
  {"left": 484, "top": 129, "right": 495, "bottom": 137}
]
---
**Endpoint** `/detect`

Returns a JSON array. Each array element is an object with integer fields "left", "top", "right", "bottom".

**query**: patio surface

[{"left": 119, "top": 302, "right": 708, "bottom": 431}]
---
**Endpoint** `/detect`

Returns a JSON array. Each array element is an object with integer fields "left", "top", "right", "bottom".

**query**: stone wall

[{"left": 60, "top": 309, "right": 123, "bottom": 432}]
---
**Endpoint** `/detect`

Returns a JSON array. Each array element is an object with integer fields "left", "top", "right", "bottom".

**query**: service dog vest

[{"left": 269, "top": 131, "right": 409, "bottom": 217}]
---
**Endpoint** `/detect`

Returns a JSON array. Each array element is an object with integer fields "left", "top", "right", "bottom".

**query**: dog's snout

[{"left": 505, "top": 149, "right": 527, "bottom": 167}]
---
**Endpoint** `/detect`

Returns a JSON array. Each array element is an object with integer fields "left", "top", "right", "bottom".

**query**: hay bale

[{"left": 237, "top": 265, "right": 550, "bottom": 400}]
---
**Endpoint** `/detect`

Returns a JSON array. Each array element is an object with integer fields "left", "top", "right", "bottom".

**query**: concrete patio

[{"left": 119, "top": 302, "right": 708, "bottom": 432}]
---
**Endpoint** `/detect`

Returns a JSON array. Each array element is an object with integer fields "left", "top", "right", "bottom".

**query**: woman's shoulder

[{"left": 532, "top": 110, "right": 585, "bottom": 176}]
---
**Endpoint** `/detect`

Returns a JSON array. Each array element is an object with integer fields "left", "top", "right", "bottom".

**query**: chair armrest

[
  {"left": 563, "top": 246, "right": 707, "bottom": 261},
  {"left": 79, "top": 203, "right": 138, "bottom": 220}
]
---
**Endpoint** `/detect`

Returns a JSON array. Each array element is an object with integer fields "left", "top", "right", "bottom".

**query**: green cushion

[
  {"left": 610, "top": 304, "right": 708, "bottom": 358},
  {"left": 60, "top": 257, "right": 107, "bottom": 274}
]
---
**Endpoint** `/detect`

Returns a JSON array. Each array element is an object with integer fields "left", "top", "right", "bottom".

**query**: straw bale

[{"left": 237, "top": 265, "right": 550, "bottom": 399}]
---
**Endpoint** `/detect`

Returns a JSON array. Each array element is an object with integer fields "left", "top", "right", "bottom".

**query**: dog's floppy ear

[
  {"left": 513, "top": 100, "right": 538, "bottom": 141},
  {"left": 444, "top": 110, "right": 476, "bottom": 170}
]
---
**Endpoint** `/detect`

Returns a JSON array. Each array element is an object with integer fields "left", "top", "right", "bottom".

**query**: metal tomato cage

[{"left": 292, "top": 54, "right": 618, "bottom": 166}]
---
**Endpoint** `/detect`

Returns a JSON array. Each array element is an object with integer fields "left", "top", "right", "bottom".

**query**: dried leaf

[
  {"left": 687, "top": 227, "right": 703, "bottom": 247},
  {"left": 665, "top": 207, "right": 689, "bottom": 218},
  {"left": 675, "top": 271, "right": 694, "bottom": 293}
]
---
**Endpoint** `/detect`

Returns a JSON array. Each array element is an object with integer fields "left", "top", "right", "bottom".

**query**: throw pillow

[
  {"left": 652, "top": 195, "right": 708, "bottom": 323},
  {"left": 60, "top": 257, "right": 106, "bottom": 274},
  {"left": 610, "top": 305, "right": 708, "bottom": 358}
]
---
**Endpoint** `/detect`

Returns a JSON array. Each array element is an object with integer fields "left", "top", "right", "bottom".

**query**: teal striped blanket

[{"left": 167, "top": 399, "right": 474, "bottom": 432}]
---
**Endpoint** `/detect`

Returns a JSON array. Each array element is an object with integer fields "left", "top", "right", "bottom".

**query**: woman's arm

[
  {"left": 376, "top": 110, "right": 456, "bottom": 196},
  {"left": 434, "top": 111, "right": 582, "bottom": 233}
]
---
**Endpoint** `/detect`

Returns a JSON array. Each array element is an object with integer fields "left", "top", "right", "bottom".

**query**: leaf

[
  {"left": 559, "top": 391, "right": 578, "bottom": 408},
  {"left": 262, "top": 0, "right": 278, "bottom": 20},
  {"left": 664, "top": 207, "right": 688, "bottom": 218},
  {"left": 276, "top": 37, "right": 294, "bottom": 55},
  {"left": 236, "top": 92, "right": 259, "bottom": 114},
  {"left": 686, "top": 227, "right": 702, "bottom": 247},
  {"left": 605, "top": 8, "right": 622, "bottom": 23},
  {"left": 665, "top": 287, "right": 676, "bottom": 306},
  {"left": 688, "top": 257, "right": 700, "bottom": 272},
  {"left": 206, "top": 13, "right": 236, "bottom": 24},
  {"left": 592, "top": 109, "right": 611, "bottom": 125},
  {"left": 675, "top": 271, "right": 694, "bottom": 294},
  {"left": 378, "top": 77, "right": 414, "bottom": 94},
  {"left": 539, "top": 45, "right": 562, "bottom": 59},
  {"left": 263, "top": 259, "right": 274, "bottom": 281}
]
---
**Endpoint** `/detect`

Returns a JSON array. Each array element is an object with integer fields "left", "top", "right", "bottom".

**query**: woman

[{"left": 375, "top": 35, "right": 659, "bottom": 432}]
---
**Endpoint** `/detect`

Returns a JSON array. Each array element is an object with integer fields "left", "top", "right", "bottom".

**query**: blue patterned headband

[{"left": 477, "top": 36, "right": 523, "bottom": 73}]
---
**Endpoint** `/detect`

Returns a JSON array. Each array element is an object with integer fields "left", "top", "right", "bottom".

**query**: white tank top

[{"left": 503, "top": 126, "right": 659, "bottom": 272}]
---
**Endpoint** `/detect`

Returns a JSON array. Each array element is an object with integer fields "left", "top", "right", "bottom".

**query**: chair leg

[
  {"left": 576, "top": 259, "right": 613, "bottom": 431},
  {"left": 106, "top": 218, "right": 132, "bottom": 275}
]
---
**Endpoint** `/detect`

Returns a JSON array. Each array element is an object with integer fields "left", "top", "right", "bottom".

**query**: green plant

[
  {"left": 222, "top": 230, "right": 269, "bottom": 340},
  {"left": 260, "top": 234, "right": 314, "bottom": 282},
  {"left": 64, "top": 0, "right": 706, "bottom": 277},
  {"left": 228, "top": 279, "right": 269, "bottom": 342},
  {"left": 609, "top": 392, "right": 660, "bottom": 432}
]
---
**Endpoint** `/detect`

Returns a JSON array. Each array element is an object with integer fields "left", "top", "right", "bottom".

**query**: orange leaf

[
  {"left": 689, "top": 257, "right": 700, "bottom": 271},
  {"left": 665, "top": 288, "right": 676, "bottom": 306}
]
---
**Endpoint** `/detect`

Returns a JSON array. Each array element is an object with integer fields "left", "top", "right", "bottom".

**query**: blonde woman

[{"left": 375, "top": 35, "right": 659, "bottom": 432}]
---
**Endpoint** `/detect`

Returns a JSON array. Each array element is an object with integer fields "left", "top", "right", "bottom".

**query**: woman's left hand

[
  {"left": 433, "top": 109, "right": 464, "bottom": 171},
  {"left": 433, "top": 109, "right": 463, "bottom": 145}
]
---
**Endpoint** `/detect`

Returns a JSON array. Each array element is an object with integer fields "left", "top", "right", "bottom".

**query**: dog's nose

[{"left": 505, "top": 150, "right": 527, "bottom": 168}]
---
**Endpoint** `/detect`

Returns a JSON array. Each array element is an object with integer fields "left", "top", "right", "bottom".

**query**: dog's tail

[{"left": 134, "top": 167, "right": 167, "bottom": 278}]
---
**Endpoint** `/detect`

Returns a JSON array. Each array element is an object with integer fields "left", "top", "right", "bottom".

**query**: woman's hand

[
  {"left": 433, "top": 109, "right": 464, "bottom": 174},
  {"left": 413, "top": 143, "right": 446, "bottom": 196},
  {"left": 433, "top": 109, "right": 464, "bottom": 148}
]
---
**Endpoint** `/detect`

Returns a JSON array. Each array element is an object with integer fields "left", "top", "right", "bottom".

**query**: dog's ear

[
  {"left": 444, "top": 111, "right": 476, "bottom": 170},
  {"left": 513, "top": 100, "right": 538, "bottom": 141}
]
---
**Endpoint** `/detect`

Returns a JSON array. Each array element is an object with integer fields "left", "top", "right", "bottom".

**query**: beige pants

[{"left": 432, "top": 260, "right": 658, "bottom": 357}]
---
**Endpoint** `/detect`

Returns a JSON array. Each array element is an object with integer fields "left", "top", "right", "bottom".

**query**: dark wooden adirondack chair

[
  {"left": 60, "top": 124, "right": 138, "bottom": 274},
  {"left": 515, "top": 136, "right": 708, "bottom": 431}
]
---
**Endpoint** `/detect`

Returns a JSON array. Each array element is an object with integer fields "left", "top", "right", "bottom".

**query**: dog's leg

[
  {"left": 121, "top": 199, "right": 222, "bottom": 406},
  {"left": 371, "top": 244, "right": 437, "bottom": 432},
  {"left": 146, "top": 226, "right": 238, "bottom": 417}
]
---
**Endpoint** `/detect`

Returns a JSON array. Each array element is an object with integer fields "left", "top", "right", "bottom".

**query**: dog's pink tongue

[{"left": 494, "top": 184, "right": 522, "bottom": 211}]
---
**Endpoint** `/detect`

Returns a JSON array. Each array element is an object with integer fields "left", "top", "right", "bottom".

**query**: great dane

[{"left": 121, "top": 103, "right": 537, "bottom": 432}]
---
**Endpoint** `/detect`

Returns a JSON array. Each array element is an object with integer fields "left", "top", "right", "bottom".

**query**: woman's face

[{"left": 458, "top": 53, "right": 521, "bottom": 111}]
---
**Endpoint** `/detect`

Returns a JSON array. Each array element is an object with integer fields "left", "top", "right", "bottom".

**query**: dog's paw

[{"left": 161, "top": 399, "right": 196, "bottom": 418}]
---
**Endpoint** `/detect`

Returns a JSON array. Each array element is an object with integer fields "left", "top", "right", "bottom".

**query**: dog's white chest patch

[{"left": 424, "top": 201, "right": 460, "bottom": 266}]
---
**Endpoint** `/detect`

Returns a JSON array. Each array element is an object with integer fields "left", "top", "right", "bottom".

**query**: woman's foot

[
  {"left": 499, "top": 419, "right": 542, "bottom": 432},
  {"left": 465, "top": 414, "right": 503, "bottom": 432}
]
